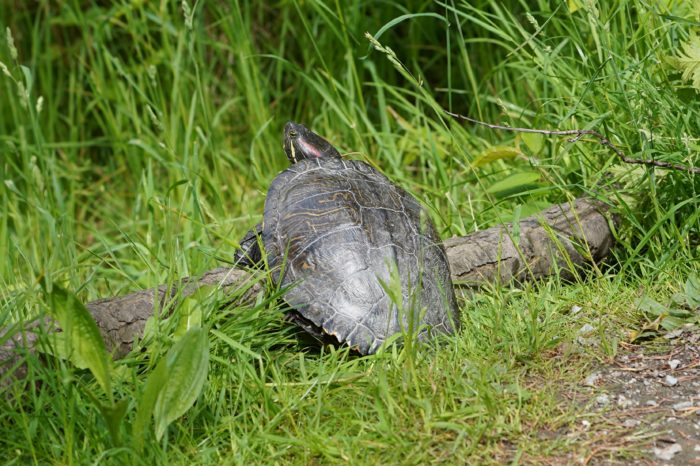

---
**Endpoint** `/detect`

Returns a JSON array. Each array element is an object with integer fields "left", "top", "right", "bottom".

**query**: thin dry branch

[{"left": 444, "top": 110, "right": 700, "bottom": 175}]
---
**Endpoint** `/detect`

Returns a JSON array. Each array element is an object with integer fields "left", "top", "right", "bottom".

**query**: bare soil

[{"left": 560, "top": 327, "right": 700, "bottom": 465}]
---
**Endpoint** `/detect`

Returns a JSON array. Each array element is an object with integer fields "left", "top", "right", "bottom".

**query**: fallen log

[
  {"left": 0, "top": 197, "right": 616, "bottom": 380},
  {"left": 444, "top": 197, "right": 615, "bottom": 286}
]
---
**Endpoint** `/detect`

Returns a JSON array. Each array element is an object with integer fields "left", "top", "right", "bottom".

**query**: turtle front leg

[{"left": 234, "top": 223, "right": 263, "bottom": 268}]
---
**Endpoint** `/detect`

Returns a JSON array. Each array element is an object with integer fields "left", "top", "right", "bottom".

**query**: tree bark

[
  {"left": 1, "top": 197, "right": 615, "bottom": 380},
  {"left": 444, "top": 197, "right": 615, "bottom": 286}
]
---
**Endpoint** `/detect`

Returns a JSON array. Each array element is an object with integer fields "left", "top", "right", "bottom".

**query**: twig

[{"left": 444, "top": 110, "right": 700, "bottom": 175}]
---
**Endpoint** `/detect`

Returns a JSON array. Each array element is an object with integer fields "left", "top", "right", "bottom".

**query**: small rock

[
  {"left": 694, "top": 445, "right": 700, "bottom": 452},
  {"left": 668, "top": 359, "right": 681, "bottom": 370},
  {"left": 664, "top": 328, "right": 684, "bottom": 339},
  {"left": 646, "top": 400, "right": 658, "bottom": 407},
  {"left": 653, "top": 443, "right": 682, "bottom": 461},
  {"left": 571, "top": 305, "right": 582, "bottom": 315},
  {"left": 623, "top": 419, "right": 640, "bottom": 428},
  {"left": 665, "top": 374, "right": 678, "bottom": 386},
  {"left": 596, "top": 394, "right": 610, "bottom": 406},
  {"left": 673, "top": 401, "right": 694, "bottom": 411},
  {"left": 617, "top": 394, "right": 635, "bottom": 409},
  {"left": 576, "top": 336, "right": 599, "bottom": 347},
  {"left": 584, "top": 372, "right": 601, "bottom": 387},
  {"left": 578, "top": 323, "right": 595, "bottom": 335},
  {"left": 581, "top": 419, "right": 591, "bottom": 430}
]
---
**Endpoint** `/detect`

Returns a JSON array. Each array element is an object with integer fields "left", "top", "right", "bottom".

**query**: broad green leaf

[
  {"left": 671, "top": 292, "right": 689, "bottom": 307},
  {"left": 46, "top": 283, "right": 111, "bottom": 398},
  {"left": 173, "top": 299, "right": 203, "bottom": 339},
  {"left": 660, "top": 315, "right": 688, "bottom": 331},
  {"left": 685, "top": 274, "right": 700, "bottom": 308},
  {"left": 667, "top": 308, "right": 695, "bottom": 319},
  {"left": 522, "top": 133, "right": 544, "bottom": 154},
  {"left": 629, "top": 314, "right": 664, "bottom": 342},
  {"left": 629, "top": 330, "right": 658, "bottom": 342},
  {"left": 173, "top": 286, "right": 215, "bottom": 339},
  {"left": 633, "top": 291, "right": 699, "bottom": 341},
  {"left": 473, "top": 146, "right": 521, "bottom": 167},
  {"left": 48, "top": 333, "right": 89, "bottom": 369},
  {"left": 133, "top": 359, "right": 168, "bottom": 452},
  {"left": 154, "top": 326, "right": 209, "bottom": 441},
  {"left": 485, "top": 172, "right": 541, "bottom": 198},
  {"left": 95, "top": 397, "right": 129, "bottom": 446},
  {"left": 636, "top": 296, "right": 668, "bottom": 317}
]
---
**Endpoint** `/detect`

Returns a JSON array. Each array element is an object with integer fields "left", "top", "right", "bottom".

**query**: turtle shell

[{"left": 263, "top": 156, "right": 459, "bottom": 354}]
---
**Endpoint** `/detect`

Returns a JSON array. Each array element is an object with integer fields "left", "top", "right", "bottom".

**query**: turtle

[{"left": 235, "top": 122, "right": 460, "bottom": 354}]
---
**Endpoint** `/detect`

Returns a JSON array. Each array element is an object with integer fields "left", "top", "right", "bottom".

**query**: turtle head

[{"left": 283, "top": 122, "right": 341, "bottom": 164}]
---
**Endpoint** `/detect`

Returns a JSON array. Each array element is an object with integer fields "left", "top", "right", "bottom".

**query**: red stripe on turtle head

[{"left": 298, "top": 139, "right": 324, "bottom": 159}]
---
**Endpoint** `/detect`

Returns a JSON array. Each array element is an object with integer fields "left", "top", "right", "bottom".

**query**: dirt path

[{"left": 580, "top": 328, "right": 700, "bottom": 464}]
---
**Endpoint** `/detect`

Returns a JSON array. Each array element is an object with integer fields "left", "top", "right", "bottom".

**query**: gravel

[
  {"left": 653, "top": 443, "right": 682, "bottom": 461},
  {"left": 581, "top": 328, "right": 700, "bottom": 464}
]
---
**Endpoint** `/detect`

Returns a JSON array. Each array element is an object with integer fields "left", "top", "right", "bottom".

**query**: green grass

[{"left": 1, "top": 0, "right": 699, "bottom": 463}]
